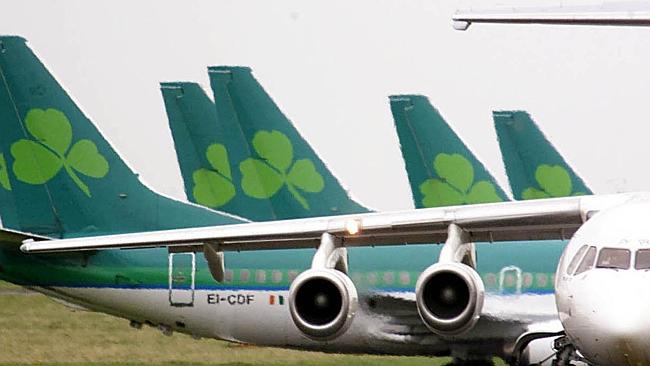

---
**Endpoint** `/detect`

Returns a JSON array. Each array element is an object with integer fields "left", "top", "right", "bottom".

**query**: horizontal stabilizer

[
  {"left": 0, "top": 227, "right": 49, "bottom": 247},
  {"left": 21, "top": 192, "right": 644, "bottom": 254}
]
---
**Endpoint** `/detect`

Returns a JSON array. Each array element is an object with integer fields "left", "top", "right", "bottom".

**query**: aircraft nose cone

[{"left": 564, "top": 272, "right": 650, "bottom": 366}]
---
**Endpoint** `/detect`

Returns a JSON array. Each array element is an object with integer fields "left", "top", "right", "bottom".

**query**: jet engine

[
  {"left": 415, "top": 262, "right": 484, "bottom": 336},
  {"left": 288, "top": 268, "right": 358, "bottom": 340}
]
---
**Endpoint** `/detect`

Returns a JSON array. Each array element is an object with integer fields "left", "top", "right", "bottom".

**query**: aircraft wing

[
  {"left": 20, "top": 193, "right": 644, "bottom": 254},
  {"left": 453, "top": 3, "right": 650, "bottom": 30}
]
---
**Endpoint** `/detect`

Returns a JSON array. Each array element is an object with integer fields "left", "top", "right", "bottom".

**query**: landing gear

[
  {"left": 506, "top": 330, "right": 564, "bottom": 366},
  {"left": 550, "top": 336, "right": 581, "bottom": 366}
]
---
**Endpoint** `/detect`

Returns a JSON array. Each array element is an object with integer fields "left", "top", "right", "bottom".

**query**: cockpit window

[
  {"left": 596, "top": 248, "right": 631, "bottom": 270},
  {"left": 566, "top": 245, "right": 588, "bottom": 275},
  {"left": 575, "top": 246, "right": 597, "bottom": 275},
  {"left": 635, "top": 249, "right": 650, "bottom": 270}
]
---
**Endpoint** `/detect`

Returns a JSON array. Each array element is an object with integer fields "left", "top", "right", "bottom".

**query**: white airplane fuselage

[{"left": 556, "top": 200, "right": 650, "bottom": 366}]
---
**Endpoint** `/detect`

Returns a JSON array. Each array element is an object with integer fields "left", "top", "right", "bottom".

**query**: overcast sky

[{"left": 4, "top": 0, "right": 650, "bottom": 211}]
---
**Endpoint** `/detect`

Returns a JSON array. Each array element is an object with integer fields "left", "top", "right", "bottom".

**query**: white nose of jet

[{"left": 563, "top": 271, "right": 650, "bottom": 366}]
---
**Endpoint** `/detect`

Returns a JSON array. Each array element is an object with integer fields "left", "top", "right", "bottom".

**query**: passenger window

[
  {"left": 596, "top": 248, "right": 631, "bottom": 270},
  {"left": 566, "top": 245, "right": 588, "bottom": 275},
  {"left": 635, "top": 249, "right": 650, "bottom": 270},
  {"left": 574, "top": 246, "right": 597, "bottom": 275}
]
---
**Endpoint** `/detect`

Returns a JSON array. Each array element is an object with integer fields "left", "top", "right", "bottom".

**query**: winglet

[{"left": 452, "top": 18, "right": 471, "bottom": 31}]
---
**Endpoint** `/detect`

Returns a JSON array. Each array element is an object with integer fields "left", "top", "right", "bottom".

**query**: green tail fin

[
  {"left": 389, "top": 95, "right": 509, "bottom": 208},
  {"left": 179, "top": 66, "right": 368, "bottom": 219},
  {"left": 493, "top": 111, "right": 592, "bottom": 200},
  {"left": 161, "top": 81, "right": 279, "bottom": 221},
  {"left": 0, "top": 36, "right": 240, "bottom": 237}
]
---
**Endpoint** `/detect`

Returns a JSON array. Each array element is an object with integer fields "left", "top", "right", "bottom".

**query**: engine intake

[
  {"left": 415, "top": 262, "right": 484, "bottom": 336},
  {"left": 288, "top": 268, "right": 358, "bottom": 340}
]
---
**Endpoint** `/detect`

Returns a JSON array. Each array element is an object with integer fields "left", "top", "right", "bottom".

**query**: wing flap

[{"left": 20, "top": 193, "right": 643, "bottom": 254}]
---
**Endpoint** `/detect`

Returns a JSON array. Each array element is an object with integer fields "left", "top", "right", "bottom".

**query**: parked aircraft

[
  {"left": 160, "top": 70, "right": 368, "bottom": 220},
  {"left": 26, "top": 187, "right": 647, "bottom": 366},
  {"left": 493, "top": 111, "right": 592, "bottom": 200},
  {"left": 388, "top": 94, "right": 509, "bottom": 208},
  {"left": 452, "top": 3, "right": 650, "bottom": 31}
]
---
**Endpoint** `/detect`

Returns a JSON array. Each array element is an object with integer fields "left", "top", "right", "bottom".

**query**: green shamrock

[
  {"left": 0, "top": 153, "right": 11, "bottom": 191},
  {"left": 419, "top": 153, "right": 502, "bottom": 207},
  {"left": 11, "top": 108, "right": 109, "bottom": 197},
  {"left": 522, "top": 164, "right": 585, "bottom": 200},
  {"left": 240, "top": 130, "right": 324, "bottom": 210},
  {"left": 192, "top": 143, "right": 236, "bottom": 208}
]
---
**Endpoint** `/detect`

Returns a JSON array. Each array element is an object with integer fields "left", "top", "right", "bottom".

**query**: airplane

[
  {"left": 160, "top": 70, "right": 369, "bottom": 220},
  {"left": 451, "top": 2, "right": 650, "bottom": 31},
  {"left": 160, "top": 76, "right": 567, "bottom": 363},
  {"left": 1, "top": 35, "right": 642, "bottom": 366},
  {"left": 386, "top": 95, "right": 590, "bottom": 204},
  {"left": 159, "top": 80, "right": 368, "bottom": 220},
  {"left": 388, "top": 94, "right": 509, "bottom": 209},
  {"left": 23, "top": 183, "right": 649, "bottom": 366},
  {"left": 493, "top": 111, "right": 593, "bottom": 201}
]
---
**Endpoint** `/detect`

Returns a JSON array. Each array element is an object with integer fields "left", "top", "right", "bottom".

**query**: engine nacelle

[
  {"left": 415, "top": 262, "right": 484, "bottom": 336},
  {"left": 288, "top": 268, "right": 358, "bottom": 340}
]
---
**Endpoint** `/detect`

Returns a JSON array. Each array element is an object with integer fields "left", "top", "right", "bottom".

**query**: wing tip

[{"left": 452, "top": 19, "right": 471, "bottom": 31}]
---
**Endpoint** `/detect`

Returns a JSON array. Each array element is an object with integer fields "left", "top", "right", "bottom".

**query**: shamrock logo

[
  {"left": 419, "top": 153, "right": 502, "bottom": 207},
  {"left": 10, "top": 108, "right": 109, "bottom": 197},
  {"left": 521, "top": 164, "right": 585, "bottom": 200},
  {"left": 192, "top": 143, "right": 236, "bottom": 208},
  {"left": 0, "top": 153, "right": 11, "bottom": 191},
  {"left": 240, "top": 130, "right": 324, "bottom": 210}
]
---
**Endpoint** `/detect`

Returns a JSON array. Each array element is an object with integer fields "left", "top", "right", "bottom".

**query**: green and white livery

[
  {"left": 389, "top": 95, "right": 509, "bottom": 208},
  {"left": 161, "top": 68, "right": 368, "bottom": 221},
  {"left": 493, "top": 111, "right": 592, "bottom": 200}
]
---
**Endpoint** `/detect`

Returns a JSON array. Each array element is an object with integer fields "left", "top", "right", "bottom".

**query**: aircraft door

[
  {"left": 169, "top": 252, "right": 195, "bottom": 307},
  {"left": 499, "top": 265, "right": 523, "bottom": 294}
]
